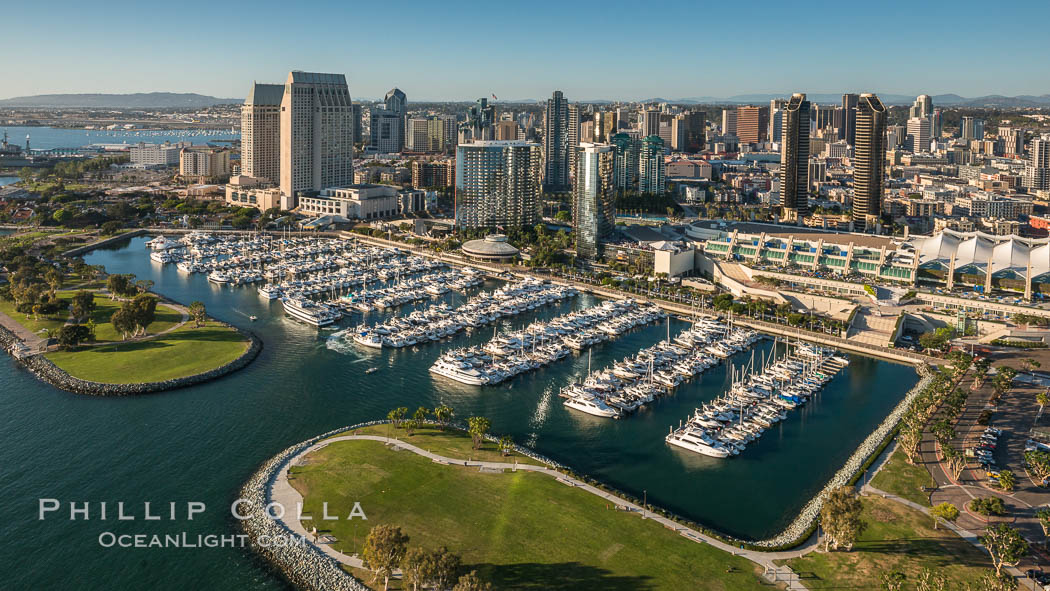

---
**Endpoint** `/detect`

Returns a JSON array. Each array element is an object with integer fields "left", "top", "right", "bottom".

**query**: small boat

[
  {"left": 249, "top": 315, "right": 258, "bottom": 321},
  {"left": 365, "top": 367, "right": 378, "bottom": 374}
]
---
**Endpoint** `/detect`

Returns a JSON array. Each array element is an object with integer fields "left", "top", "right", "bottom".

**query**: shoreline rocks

[{"left": 0, "top": 322, "right": 261, "bottom": 396}]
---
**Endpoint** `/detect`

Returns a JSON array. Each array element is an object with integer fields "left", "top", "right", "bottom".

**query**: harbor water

[
  {"left": 0, "top": 235, "right": 918, "bottom": 590},
  {"left": 0, "top": 126, "right": 239, "bottom": 151}
]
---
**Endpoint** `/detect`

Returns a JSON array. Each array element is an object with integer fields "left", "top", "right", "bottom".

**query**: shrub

[{"left": 970, "top": 497, "right": 1007, "bottom": 516}]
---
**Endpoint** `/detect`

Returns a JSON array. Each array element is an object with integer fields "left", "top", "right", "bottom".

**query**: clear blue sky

[{"left": 6, "top": 0, "right": 1048, "bottom": 101}]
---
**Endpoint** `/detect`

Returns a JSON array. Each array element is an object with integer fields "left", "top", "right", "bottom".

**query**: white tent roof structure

[{"left": 909, "top": 229, "right": 1050, "bottom": 280}]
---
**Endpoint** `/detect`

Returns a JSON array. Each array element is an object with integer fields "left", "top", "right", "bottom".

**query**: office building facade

[
  {"left": 573, "top": 143, "right": 616, "bottom": 259},
  {"left": 638, "top": 135, "right": 666, "bottom": 194},
  {"left": 279, "top": 71, "right": 355, "bottom": 199},
  {"left": 455, "top": 140, "right": 542, "bottom": 228},
  {"left": 241, "top": 83, "right": 283, "bottom": 183},
  {"left": 542, "top": 90, "right": 576, "bottom": 190},
  {"left": 780, "top": 93, "right": 811, "bottom": 219},
  {"left": 853, "top": 93, "right": 887, "bottom": 227}
]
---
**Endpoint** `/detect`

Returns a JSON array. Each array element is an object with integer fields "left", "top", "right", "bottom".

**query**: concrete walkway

[
  {"left": 270, "top": 434, "right": 814, "bottom": 590},
  {"left": 0, "top": 309, "right": 47, "bottom": 354}
]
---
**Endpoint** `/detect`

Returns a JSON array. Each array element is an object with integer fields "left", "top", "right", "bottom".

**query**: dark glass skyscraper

[
  {"left": 853, "top": 93, "right": 887, "bottom": 228},
  {"left": 780, "top": 93, "right": 811, "bottom": 220},
  {"left": 573, "top": 143, "right": 616, "bottom": 259},
  {"left": 543, "top": 90, "right": 573, "bottom": 191},
  {"left": 841, "top": 93, "right": 859, "bottom": 146}
]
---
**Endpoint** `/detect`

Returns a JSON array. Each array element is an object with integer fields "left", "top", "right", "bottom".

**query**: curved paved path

[{"left": 270, "top": 434, "right": 816, "bottom": 590}]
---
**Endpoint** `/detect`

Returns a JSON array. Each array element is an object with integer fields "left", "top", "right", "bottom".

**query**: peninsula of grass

[
  {"left": 45, "top": 322, "right": 249, "bottom": 383},
  {"left": 290, "top": 426, "right": 766, "bottom": 591},
  {"left": 0, "top": 289, "right": 183, "bottom": 344},
  {"left": 780, "top": 496, "right": 994, "bottom": 588},
  {"left": 869, "top": 448, "right": 935, "bottom": 507}
]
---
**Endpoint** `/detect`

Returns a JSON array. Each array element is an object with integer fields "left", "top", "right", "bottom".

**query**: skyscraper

[
  {"left": 679, "top": 111, "right": 706, "bottom": 153},
  {"left": 642, "top": 108, "right": 661, "bottom": 137},
  {"left": 573, "top": 143, "right": 616, "bottom": 259},
  {"left": 1024, "top": 136, "right": 1050, "bottom": 191},
  {"left": 384, "top": 88, "right": 407, "bottom": 152},
  {"left": 279, "top": 71, "right": 355, "bottom": 200},
  {"left": 543, "top": 90, "right": 573, "bottom": 190},
  {"left": 721, "top": 109, "right": 737, "bottom": 136},
  {"left": 909, "top": 94, "right": 933, "bottom": 119},
  {"left": 736, "top": 106, "right": 769, "bottom": 145},
  {"left": 907, "top": 117, "right": 931, "bottom": 153},
  {"left": 370, "top": 107, "right": 401, "bottom": 154},
  {"left": 241, "top": 82, "right": 283, "bottom": 184},
  {"left": 460, "top": 98, "right": 496, "bottom": 143},
  {"left": 639, "top": 135, "right": 666, "bottom": 194},
  {"left": 455, "top": 140, "right": 542, "bottom": 228},
  {"left": 769, "top": 98, "right": 786, "bottom": 144},
  {"left": 1000, "top": 126, "right": 1024, "bottom": 157},
  {"left": 780, "top": 93, "right": 811, "bottom": 220},
  {"left": 841, "top": 93, "right": 859, "bottom": 145},
  {"left": 611, "top": 133, "right": 640, "bottom": 191},
  {"left": 853, "top": 93, "right": 887, "bottom": 228},
  {"left": 961, "top": 116, "right": 985, "bottom": 141}
]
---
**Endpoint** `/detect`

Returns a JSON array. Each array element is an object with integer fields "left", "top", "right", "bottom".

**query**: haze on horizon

[{"left": 6, "top": 0, "right": 1049, "bottom": 102}]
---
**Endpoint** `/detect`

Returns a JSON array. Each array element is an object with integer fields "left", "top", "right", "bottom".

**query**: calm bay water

[
  {"left": 1, "top": 126, "right": 238, "bottom": 150},
  {"left": 0, "top": 235, "right": 917, "bottom": 590},
  {"left": 0, "top": 176, "right": 18, "bottom": 186}
]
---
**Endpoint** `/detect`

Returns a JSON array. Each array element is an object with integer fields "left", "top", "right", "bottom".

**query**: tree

[
  {"left": 1036, "top": 508, "right": 1050, "bottom": 537},
  {"left": 498, "top": 434, "right": 514, "bottom": 456},
  {"left": 981, "top": 523, "right": 1028, "bottom": 577},
  {"left": 433, "top": 404, "right": 454, "bottom": 428},
  {"left": 1038, "top": 391, "right": 1050, "bottom": 413},
  {"left": 110, "top": 307, "right": 137, "bottom": 340},
  {"left": 967, "top": 571, "right": 1018, "bottom": 591},
  {"left": 452, "top": 571, "right": 492, "bottom": 591},
  {"left": 1023, "top": 358, "right": 1041, "bottom": 372},
  {"left": 881, "top": 570, "right": 906, "bottom": 591},
  {"left": 997, "top": 470, "right": 1016, "bottom": 492},
  {"left": 915, "top": 567, "right": 949, "bottom": 591},
  {"left": 554, "top": 210, "right": 571, "bottom": 223},
  {"left": 106, "top": 274, "right": 132, "bottom": 299},
  {"left": 188, "top": 301, "right": 207, "bottom": 328},
  {"left": 819, "top": 486, "right": 865, "bottom": 551},
  {"left": 129, "top": 294, "right": 157, "bottom": 336},
  {"left": 428, "top": 546, "right": 461, "bottom": 591},
  {"left": 931, "top": 502, "right": 959, "bottom": 530},
  {"left": 400, "top": 547, "right": 434, "bottom": 591},
  {"left": 361, "top": 525, "right": 410, "bottom": 591},
  {"left": 57, "top": 324, "right": 91, "bottom": 350},
  {"left": 387, "top": 406, "right": 408, "bottom": 428},
  {"left": 135, "top": 279, "right": 154, "bottom": 294},
  {"left": 70, "top": 290, "right": 96, "bottom": 321},
  {"left": 467, "top": 416, "right": 491, "bottom": 450}
]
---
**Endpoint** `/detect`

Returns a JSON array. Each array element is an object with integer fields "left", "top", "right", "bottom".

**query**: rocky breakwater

[{"left": 10, "top": 325, "right": 261, "bottom": 396}]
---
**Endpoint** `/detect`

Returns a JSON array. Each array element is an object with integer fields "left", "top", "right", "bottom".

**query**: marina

[
  {"left": 666, "top": 343, "right": 850, "bottom": 458},
  {"left": 0, "top": 233, "right": 922, "bottom": 591},
  {"left": 560, "top": 317, "right": 760, "bottom": 418},
  {"left": 429, "top": 299, "right": 666, "bottom": 385}
]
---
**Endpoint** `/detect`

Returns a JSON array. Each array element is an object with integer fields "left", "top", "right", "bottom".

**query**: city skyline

[{"left": 6, "top": 0, "right": 1049, "bottom": 101}]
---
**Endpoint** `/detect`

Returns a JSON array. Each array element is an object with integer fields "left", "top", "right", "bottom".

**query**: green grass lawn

[
  {"left": 45, "top": 322, "right": 248, "bottom": 383},
  {"left": 291, "top": 429, "right": 766, "bottom": 591},
  {"left": 86, "top": 296, "right": 183, "bottom": 342},
  {"left": 781, "top": 496, "right": 995, "bottom": 589},
  {"left": 870, "top": 448, "right": 935, "bottom": 507},
  {"left": 0, "top": 296, "right": 69, "bottom": 336},
  {"left": 340, "top": 424, "right": 546, "bottom": 466}
]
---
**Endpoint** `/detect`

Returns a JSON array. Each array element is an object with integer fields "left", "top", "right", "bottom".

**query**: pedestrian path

[{"left": 269, "top": 434, "right": 813, "bottom": 590}]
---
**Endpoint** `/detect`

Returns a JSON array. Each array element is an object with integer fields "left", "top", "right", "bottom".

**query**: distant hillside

[{"left": 0, "top": 92, "right": 242, "bottom": 108}]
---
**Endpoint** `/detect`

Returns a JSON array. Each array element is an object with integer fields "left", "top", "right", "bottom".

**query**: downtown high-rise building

[
  {"left": 1024, "top": 137, "right": 1050, "bottom": 191},
  {"left": 542, "top": 90, "right": 576, "bottom": 191},
  {"left": 384, "top": 88, "right": 407, "bottom": 152},
  {"left": 279, "top": 71, "right": 355, "bottom": 199},
  {"left": 736, "top": 106, "right": 769, "bottom": 145},
  {"left": 769, "top": 98, "right": 786, "bottom": 144},
  {"left": 840, "top": 93, "right": 859, "bottom": 145},
  {"left": 240, "top": 82, "right": 283, "bottom": 184},
  {"left": 573, "top": 143, "right": 617, "bottom": 259},
  {"left": 961, "top": 116, "right": 985, "bottom": 141},
  {"left": 852, "top": 93, "right": 887, "bottom": 227},
  {"left": 459, "top": 98, "right": 496, "bottom": 143},
  {"left": 780, "top": 93, "right": 810, "bottom": 220},
  {"left": 611, "top": 132, "right": 640, "bottom": 191},
  {"left": 721, "top": 108, "right": 737, "bottom": 136},
  {"left": 639, "top": 135, "right": 666, "bottom": 194},
  {"left": 909, "top": 94, "right": 933, "bottom": 119},
  {"left": 642, "top": 108, "right": 661, "bottom": 137},
  {"left": 999, "top": 126, "right": 1025, "bottom": 157},
  {"left": 455, "top": 140, "right": 542, "bottom": 228},
  {"left": 907, "top": 117, "right": 931, "bottom": 153}
]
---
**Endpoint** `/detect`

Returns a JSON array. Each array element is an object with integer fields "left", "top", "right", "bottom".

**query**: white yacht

[
  {"left": 563, "top": 395, "right": 622, "bottom": 418},
  {"left": 665, "top": 428, "right": 732, "bottom": 458},
  {"left": 352, "top": 330, "right": 384, "bottom": 349},
  {"left": 282, "top": 298, "right": 340, "bottom": 327},
  {"left": 258, "top": 284, "right": 282, "bottom": 300},
  {"left": 429, "top": 359, "right": 489, "bottom": 385}
]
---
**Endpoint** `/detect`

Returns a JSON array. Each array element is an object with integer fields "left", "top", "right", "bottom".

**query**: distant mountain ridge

[{"left": 0, "top": 93, "right": 242, "bottom": 108}]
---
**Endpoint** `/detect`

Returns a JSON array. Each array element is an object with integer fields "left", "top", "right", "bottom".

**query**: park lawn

[
  {"left": 45, "top": 323, "right": 248, "bottom": 383},
  {"left": 781, "top": 496, "right": 995, "bottom": 589},
  {"left": 290, "top": 435, "right": 766, "bottom": 591},
  {"left": 0, "top": 296, "right": 69, "bottom": 335},
  {"left": 870, "top": 448, "right": 935, "bottom": 507},
  {"left": 86, "top": 297, "right": 183, "bottom": 342},
  {"left": 339, "top": 424, "right": 546, "bottom": 466}
]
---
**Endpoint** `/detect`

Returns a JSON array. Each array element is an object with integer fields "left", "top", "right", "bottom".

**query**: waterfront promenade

[{"left": 272, "top": 433, "right": 814, "bottom": 590}]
